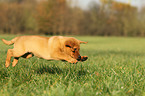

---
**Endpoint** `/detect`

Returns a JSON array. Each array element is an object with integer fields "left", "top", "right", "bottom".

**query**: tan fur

[{"left": 2, "top": 35, "right": 88, "bottom": 67}]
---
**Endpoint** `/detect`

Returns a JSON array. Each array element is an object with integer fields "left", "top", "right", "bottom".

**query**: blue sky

[{"left": 75, "top": 0, "right": 145, "bottom": 9}]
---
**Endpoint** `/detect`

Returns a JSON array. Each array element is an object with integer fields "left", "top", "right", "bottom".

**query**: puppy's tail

[{"left": 1, "top": 37, "right": 19, "bottom": 45}]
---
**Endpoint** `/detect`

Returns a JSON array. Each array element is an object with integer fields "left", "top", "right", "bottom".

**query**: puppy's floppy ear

[{"left": 78, "top": 40, "right": 88, "bottom": 44}]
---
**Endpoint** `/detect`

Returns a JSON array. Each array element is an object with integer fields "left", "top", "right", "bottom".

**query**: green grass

[{"left": 0, "top": 35, "right": 145, "bottom": 96}]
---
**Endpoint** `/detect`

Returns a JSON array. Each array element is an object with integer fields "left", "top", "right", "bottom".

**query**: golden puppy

[{"left": 1, "top": 36, "right": 88, "bottom": 67}]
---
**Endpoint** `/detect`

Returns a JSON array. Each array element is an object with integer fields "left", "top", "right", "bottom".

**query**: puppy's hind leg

[
  {"left": 5, "top": 49, "right": 13, "bottom": 68},
  {"left": 12, "top": 57, "right": 19, "bottom": 67},
  {"left": 6, "top": 48, "right": 26, "bottom": 67},
  {"left": 26, "top": 53, "right": 33, "bottom": 59},
  {"left": 12, "top": 53, "right": 33, "bottom": 67},
  {"left": 22, "top": 53, "right": 33, "bottom": 59}
]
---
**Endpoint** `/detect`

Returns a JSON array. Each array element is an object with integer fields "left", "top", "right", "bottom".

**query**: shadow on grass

[
  {"left": 78, "top": 70, "right": 87, "bottom": 76},
  {"left": 35, "top": 64, "right": 88, "bottom": 76},
  {"left": 36, "top": 65, "right": 62, "bottom": 74}
]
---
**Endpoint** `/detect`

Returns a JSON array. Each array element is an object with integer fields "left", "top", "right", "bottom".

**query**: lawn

[{"left": 0, "top": 35, "right": 145, "bottom": 96}]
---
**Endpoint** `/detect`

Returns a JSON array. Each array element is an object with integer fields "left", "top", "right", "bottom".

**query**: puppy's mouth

[{"left": 77, "top": 56, "right": 88, "bottom": 61}]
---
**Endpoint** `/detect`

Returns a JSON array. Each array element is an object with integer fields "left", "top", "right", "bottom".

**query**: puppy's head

[{"left": 64, "top": 37, "right": 88, "bottom": 61}]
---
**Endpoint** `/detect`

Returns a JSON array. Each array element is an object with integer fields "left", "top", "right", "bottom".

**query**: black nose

[{"left": 77, "top": 56, "right": 81, "bottom": 61}]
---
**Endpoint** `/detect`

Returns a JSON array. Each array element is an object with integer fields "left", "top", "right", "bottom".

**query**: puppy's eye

[
  {"left": 66, "top": 45, "right": 71, "bottom": 48},
  {"left": 74, "top": 48, "right": 77, "bottom": 51}
]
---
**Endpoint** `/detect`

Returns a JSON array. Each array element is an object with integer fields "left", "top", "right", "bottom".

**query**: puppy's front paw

[
  {"left": 68, "top": 59, "right": 78, "bottom": 64},
  {"left": 81, "top": 56, "right": 88, "bottom": 61}
]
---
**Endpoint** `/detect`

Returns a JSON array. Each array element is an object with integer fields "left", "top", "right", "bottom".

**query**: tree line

[{"left": 0, "top": 0, "right": 145, "bottom": 36}]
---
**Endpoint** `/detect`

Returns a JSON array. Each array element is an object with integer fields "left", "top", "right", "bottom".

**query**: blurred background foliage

[{"left": 0, "top": 0, "right": 145, "bottom": 36}]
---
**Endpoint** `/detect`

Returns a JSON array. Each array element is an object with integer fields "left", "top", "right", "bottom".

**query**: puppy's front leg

[{"left": 52, "top": 52, "right": 78, "bottom": 64}]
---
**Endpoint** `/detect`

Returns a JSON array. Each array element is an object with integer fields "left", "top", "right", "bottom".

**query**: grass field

[{"left": 0, "top": 35, "right": 145, "bottom": 96}]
